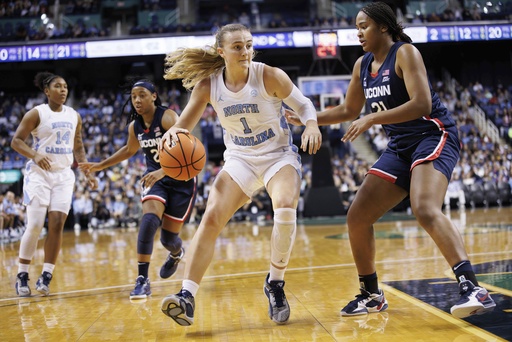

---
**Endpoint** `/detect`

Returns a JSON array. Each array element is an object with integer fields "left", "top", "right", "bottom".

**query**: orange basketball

[{"left": 159, "top": 132, "right": 206, "bottom": 181}]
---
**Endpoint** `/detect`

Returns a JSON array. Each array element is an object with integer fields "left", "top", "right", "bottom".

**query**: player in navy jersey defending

[
  {"left": 80, "top": 79, "right": 197, "bottom": 299},
  {"left": 158, "top": 23, "right": 322, "bottom": 326},
  {"left": 286, "top": 2, "right": 495, "bottom": 319}
]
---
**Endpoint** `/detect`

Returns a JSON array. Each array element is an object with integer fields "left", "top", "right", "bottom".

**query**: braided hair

[
  {"left": 34, "top": 71, "right": 62, "bottom": 91},
  {"left": 120, "top": 78, "right": 162, "bottom": 126},
  {"left": 361, "top": 2, "right": 412, "bottom": 43}
]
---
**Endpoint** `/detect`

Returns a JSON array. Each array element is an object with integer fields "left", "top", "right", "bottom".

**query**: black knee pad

[
  {"left": 160, "top": 229, "right": 182, "bottom": 254},
  {"left": 137, "top": 213, "right": 161, "bottom": 255}
]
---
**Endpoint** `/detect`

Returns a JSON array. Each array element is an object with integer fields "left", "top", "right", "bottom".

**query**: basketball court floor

[{"left": 0, "top": 207, "right": 511, "bottom": 341}]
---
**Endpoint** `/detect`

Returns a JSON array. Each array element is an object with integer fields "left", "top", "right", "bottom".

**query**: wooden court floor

[{"left": 1, "top": 207, "right": 511, "bottom": 341}]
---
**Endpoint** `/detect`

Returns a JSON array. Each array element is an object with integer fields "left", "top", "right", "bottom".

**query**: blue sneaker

[
  {"left": 263, "top": 274, "right": 290, "bottom": 324},
  {"left": 341, "top": 288, "right": 388, "bottom": 316},
  {"left": 130, "top": 276, "right": 151, "bottom": 300},
  {"left": 161, "top": 289, "right": 195, "bottom": 326},
  {"left": 160, "top": 248, "right": 184, "bottom": 279},
  {"left": 16, "top": 272, "right": 31, "bottom": 297},
  {"left": 35, "top": 271, "right": 52, "bottom": 296},
  {"left": 450, "top": 280, "right": 496, "bottom": 318}
]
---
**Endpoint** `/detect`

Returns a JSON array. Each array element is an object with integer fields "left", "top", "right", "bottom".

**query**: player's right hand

[
  {"left": 159, "top": 127, "right": 189, "bottom": 150},
  {"left": 78, "top": 162, "right": 100, "bottom": 176}
]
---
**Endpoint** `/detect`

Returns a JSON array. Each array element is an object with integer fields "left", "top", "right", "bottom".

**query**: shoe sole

[
  {"left": 130, "top": 293, "right": 151, "bottom": 300},
  {"left": 340, "top": 294, "right": 389, "bottom": 317},
  {"left": 36, "top": 285, "right": 50, "bottom": 296},
  {"left": 340, "top": 305, "right": 389, "bottom": 317},
  {"left": 451, "top": 302, "right": 496, "bottom": 318},
  {"left": 340, "top": 310, "right": 370, "bottom": 316},
  {"left": 16, "top": 289, "right": 31, "bottom": 297},
  {"left": 161, "top": 296, "right": 193, "bottom": 326}
]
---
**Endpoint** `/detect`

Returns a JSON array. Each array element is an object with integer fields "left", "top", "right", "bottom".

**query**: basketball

[{"left": 159, "top": 132, "right": 206, "bottom": 181}]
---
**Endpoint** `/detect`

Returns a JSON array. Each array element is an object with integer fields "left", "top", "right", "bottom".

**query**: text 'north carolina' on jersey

[
  {"left": 133, "top": 105, "right": 166, "bottom": 173},
  {"left": 360, "top": 41, "right": 456, "bottom": 147},
  {"left": 29, "top": 103, "right": 78, "bottom": 171},
  {"left": 209, "top": 61, "right": 297, "bottom": 156}
]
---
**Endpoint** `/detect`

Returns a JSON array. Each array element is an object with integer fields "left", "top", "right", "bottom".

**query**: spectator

[
  {"left": 2, "top": 191, "right": 16, "bottom": 234},
  {"left": 444, "top": 173, "right": 466, "bottom": 211},
  {"left": 238, "top": 11, "right": 251, "bottom": 27},
  {"left": 111, "top": 194, "right": 127, "bottom": 227},
  {"left": 122, "top": 199, "right": 142, "bottom": 228},
  {"left": 73, "top": 191, "right": 94, "bottom": 230},
  {"left": 91, "top": 195, "right": 112, "bottom": 228}
]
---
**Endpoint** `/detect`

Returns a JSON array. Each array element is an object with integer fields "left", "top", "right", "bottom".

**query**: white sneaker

[
  {"left": 341, "top": 288, "right": 388, "bottom": 316},
  {"left": 450, "top": 280, "right": 496, "bottom": 318},
  {"left": 16, "top": 272, "right": 31, "bottom": 297}
]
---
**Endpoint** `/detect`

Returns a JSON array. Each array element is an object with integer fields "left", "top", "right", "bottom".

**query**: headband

[{"left": 132, "top": 81, "right": 156, "bottom": 93}]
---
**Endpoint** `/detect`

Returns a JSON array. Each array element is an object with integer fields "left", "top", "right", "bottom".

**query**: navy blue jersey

[
  {"left": 360, "top": 41, "right": 457, "bottom": 149},
  {"left": 133, "top": 105, "right": 167, "bottom": 174}
]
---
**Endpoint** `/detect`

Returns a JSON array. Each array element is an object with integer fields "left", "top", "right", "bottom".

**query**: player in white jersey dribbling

[{"left": 159, "top": 23, "right": 322, "bottom": 326}]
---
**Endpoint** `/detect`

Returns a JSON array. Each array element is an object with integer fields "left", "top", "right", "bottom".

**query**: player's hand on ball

[{"left": 160, "top": 127, "right": 190, "bottom": 150}]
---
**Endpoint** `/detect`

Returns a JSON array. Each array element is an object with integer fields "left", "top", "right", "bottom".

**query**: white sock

[
  {"left": 182, "top": 279, "right": 199, "bottom": 297},
  {"left": 18, "top": 264, "right": 30, "bottom": 274},
  {"left": 43, "top": 263, "right": 55, "bottom": 274}
]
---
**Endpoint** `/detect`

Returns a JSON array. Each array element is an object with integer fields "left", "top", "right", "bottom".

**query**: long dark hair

[
  {"left": 120, "top": 77, "right": 162, "bottom": 126},
  {"left": 361, "top": 2, "right": 412, "bottom": 43}
]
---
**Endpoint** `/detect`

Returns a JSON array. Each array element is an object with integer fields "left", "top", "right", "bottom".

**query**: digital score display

[
  {"left": 0, "top": 23, "right": 510, "bottom": 63},
  {"left": 312, "top": 31, "right": 339, "bottom": 60},
  {"left": 426, "top": 24, "right": 512, "bottom": 42},
  {"left": 0, "top": 42, "right": 86, "bottom": 62}
]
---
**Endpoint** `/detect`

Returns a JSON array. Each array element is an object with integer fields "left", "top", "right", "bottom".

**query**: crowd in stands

[
  {"left": 0, "top": 0, "right": 107, "bottom": 41},
  {"left": 1, "top": 0, "right": 512, "bottom": 42},
  {"left": 129, "top": 0, "right": 512, "bottom": 36},
  {"left": 1, "top": 74, "right": 511, "bottom": 243},
  {"left": 1, "top": 190, "right": 27, "bottom": 241}
]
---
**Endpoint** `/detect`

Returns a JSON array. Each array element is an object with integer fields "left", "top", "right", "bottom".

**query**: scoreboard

[
  {"left": 426, "top": 23, "right": 512, "bottom": 42},
  {"left": 0, "top": 23, "right": 510, "bottom": 63},
  {"left": 0, "top": 42, "right": 86, "bottom": 62}
]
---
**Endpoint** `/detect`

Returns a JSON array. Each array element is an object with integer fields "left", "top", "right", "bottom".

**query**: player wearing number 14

[{"left": 11, "top": 72, "right": 98, "bottom": 297}]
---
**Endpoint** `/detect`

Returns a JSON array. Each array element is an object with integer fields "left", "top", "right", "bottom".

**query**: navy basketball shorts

[
  {"left": 367, "top": 127, "right": 460, "bottom": 192},
  {"left": 141, "top": 176, "right": 197, "bottom": 222}
]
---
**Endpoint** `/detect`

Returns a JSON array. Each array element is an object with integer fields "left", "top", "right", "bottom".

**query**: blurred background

[{"left": 1, "top": 0, "right": 511, "bottom": 240}]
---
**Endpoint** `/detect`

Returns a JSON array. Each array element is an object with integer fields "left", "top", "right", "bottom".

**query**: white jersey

[
  {"left": 209, "top": 61, "right": 297, "bottom": 158},
  {"left": 27, "top": 103, "right": 78, "bottom": 171}
]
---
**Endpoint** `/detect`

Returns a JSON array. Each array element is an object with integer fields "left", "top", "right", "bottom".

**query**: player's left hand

[
  {"left": 301, "top": 120, "right": 322, "bottom": 154},
  {"left": 141, "top": 169, "right": 165, "bottom": 189},
  {"left": 342, "top": 116, "right": 372, "bottom": 142}
]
